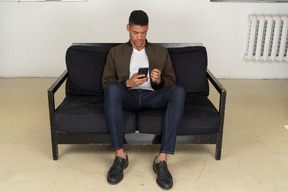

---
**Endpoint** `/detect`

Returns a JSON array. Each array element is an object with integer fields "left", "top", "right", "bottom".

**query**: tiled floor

[{"left": 0, "top": 78, "right": 287, "bottom": 192}]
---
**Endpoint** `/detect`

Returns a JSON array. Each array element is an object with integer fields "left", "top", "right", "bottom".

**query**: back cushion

[
  {"left": 65, "top": 46, "right": 110, "bottom": 95},
  {"left": 65, "top": 45, "right": 208, "bottom": 96},
  {"left": 168, "top": 46, "right": 209, "bottom": 96}
]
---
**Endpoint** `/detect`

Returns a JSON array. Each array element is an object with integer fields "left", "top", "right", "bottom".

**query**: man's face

[{"left": 127, "top": 24, "right": 148, "bottom": 51}]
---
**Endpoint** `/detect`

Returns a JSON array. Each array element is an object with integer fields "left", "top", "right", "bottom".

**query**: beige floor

[{"left": 0, "top": 78, "right": 287, "bottom": 192}]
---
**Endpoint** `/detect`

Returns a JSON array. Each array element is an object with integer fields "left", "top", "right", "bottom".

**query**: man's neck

[
  {"left": 132, "top": 43, "right": 145, "bottom": 51},
  {"left": 134, "top": 47, "right": 145, "bottom": 51}
]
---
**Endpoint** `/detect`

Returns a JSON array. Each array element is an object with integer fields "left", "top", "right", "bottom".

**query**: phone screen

[{"left": 138, "top": 67, "right": 149, "bottom": 79}]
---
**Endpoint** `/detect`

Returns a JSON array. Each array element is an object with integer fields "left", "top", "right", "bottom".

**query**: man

[{"left": 102, "top": 10, "right": 185, "bottom": 190}]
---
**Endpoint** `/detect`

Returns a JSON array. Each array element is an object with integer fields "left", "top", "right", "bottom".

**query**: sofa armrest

[
  {"left": 206, "top": 69, "right": 225, "bottom": 94},
  {"left": 206, "top": 68, "right": 227, "bottom": 113},
  {"left": 48, "top": 70, "right": 68, "bottom": 124},
  {"left": 48, "top": 69, "right": 68, "bottom": 94}
]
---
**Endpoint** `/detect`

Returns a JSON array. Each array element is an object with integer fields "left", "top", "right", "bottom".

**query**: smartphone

[{"left": 138, "top": 67, "right": 149, "bottom": 79}]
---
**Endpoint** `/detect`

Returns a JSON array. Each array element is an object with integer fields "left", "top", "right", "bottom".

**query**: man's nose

[{"left": 137, "top": 33, "right": 144, "bottom": 39}]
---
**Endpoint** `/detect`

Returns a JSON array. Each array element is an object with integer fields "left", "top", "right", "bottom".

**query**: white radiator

[{"left": 245, "top": 15, "right": 288, "bottom": 62}]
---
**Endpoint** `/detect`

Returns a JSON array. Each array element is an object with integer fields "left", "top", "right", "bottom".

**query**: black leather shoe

[
  {"left": 153, "top": 157, "right": 173, "bottom": 190},
  {"left": 107, "top": 153, "right": 128, "bottom": 184}
]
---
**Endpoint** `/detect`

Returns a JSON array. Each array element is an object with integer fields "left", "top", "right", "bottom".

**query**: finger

[
  {"left": 152, "top": 68, "right": 159, "bottom": 72},
  {"left": 138, "top": 77, "right": 148, "bottom": 83},
  {"left": 151, "top": 71, "right": 158, "bottom": 76},
  {"left": 151, "top": 73, "right": 159, "bottom": 80},
  {"left": 152, "top": 68, "right": 161, "bottom": 73},
  {"left": 137, "top": 74, "right": 146, "bottom": 79},
  {"left": 151, "top": 71, "right": 161, "bottom": 78},
  {"left": 131, "top": 73, "right": 138, "bottom": 79},
  {"left": 138, "top": 78, "right": 148, "bottom": 84}
]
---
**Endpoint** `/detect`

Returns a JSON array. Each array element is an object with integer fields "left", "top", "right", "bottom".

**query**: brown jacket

[{"left": 102, "top": 41, "right": 176, "bottom": 90}]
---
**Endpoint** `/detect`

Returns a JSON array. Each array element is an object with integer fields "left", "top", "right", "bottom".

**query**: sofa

[{"left": 48, "top": 43, "right": 227, "bottom": 161}]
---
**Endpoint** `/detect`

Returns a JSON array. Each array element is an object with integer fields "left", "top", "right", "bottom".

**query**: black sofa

[{"left": 48, "top": 43, "right": 226, "bottom": 161}]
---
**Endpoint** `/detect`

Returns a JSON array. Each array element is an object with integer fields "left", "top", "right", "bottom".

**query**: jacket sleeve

[
  {"left": 102, "top": 50, "right": 117, "bottom": 90},
  {"left": 151, "top": 48, "right": 176, "bottom": 90}
]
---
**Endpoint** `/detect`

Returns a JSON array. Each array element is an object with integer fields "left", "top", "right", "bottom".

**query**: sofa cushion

[
  {"left": 53, "top": 95, "right": 137, "bottom": 133},
  {"left": 65, "top": 46, "right": 110, "bottom": 95},
  {"left": 168, "top": 46, "right": 209, "bottom": 96},
  {"left": 138, "top": 96, "right": 220, "bottom": 135}
]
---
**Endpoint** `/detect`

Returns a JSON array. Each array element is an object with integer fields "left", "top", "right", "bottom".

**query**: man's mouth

[{"left": 136, "top": 40, "right": 143, "bottom": 44}]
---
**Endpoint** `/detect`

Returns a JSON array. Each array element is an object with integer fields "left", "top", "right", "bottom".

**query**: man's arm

[
  {"left": 102, "top": 50, "right": 117, "bottom": 90},
  {"left": 150, "top": 48, "right": 176, "bottom": 90}
]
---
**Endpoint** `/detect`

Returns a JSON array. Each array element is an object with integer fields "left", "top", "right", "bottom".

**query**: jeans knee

[
  {"left": 171, "top": 85, "right": 186, "bottom": 99},
  {"left": 105, "top": 82, "right": 122, "bottom": 89},
  {"left": 105, "top": 82, "right": 123, "bottom": 94}
]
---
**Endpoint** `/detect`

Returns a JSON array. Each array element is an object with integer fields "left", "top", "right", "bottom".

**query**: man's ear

[{"left": 127, "top": 24, "right": 130, "bottom": 32}]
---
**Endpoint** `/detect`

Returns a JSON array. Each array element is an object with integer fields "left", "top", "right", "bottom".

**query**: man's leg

[
  {"left": 104, "top": 82, "right": 138, "bottom": 184},
  {"left": 155, "top": 85, "right": 185, "bottom": 190},
  {"left": 141, "top": 85, "right": 186, "bottom": 189}
]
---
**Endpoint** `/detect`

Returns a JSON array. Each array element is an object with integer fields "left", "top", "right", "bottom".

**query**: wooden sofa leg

[
  {"left": 51, "top": 131, "right": 59, "bottom": 160},
  {"left": 215, "top": 142, "right": 222, "bottom": 160},
  {"left": 52, "top": 142, "right": 59, "bottom": 160},
  {"left": 215, "top": 133, "right": 223, "bottom": 160}
]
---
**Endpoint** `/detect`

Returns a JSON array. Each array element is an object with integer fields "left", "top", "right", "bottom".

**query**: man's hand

[
  {"left": 151, "top": 68, "right": 162, "bottom": 85},
  {"left": 126, "top": 73, "right": 148, "bottom": 88}
]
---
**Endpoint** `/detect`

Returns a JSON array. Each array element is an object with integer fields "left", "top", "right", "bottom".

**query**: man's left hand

[{"left": 151, "top": 68, "right": 161, "bottom": 85}]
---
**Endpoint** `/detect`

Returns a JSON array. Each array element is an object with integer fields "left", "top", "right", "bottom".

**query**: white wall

[{"left": 0, "top": 0, "right": 288, "bottom": 78}]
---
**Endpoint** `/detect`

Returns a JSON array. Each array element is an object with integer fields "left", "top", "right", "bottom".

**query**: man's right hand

[{"left": 125, "top": 73, "right": 148, "bottom": 88}]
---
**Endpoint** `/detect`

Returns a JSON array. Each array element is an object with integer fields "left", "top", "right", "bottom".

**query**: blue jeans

[{"left": 104, "top": 82, "right": 186, "bottom": 154}]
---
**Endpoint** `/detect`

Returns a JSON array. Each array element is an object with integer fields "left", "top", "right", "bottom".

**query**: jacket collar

[{"left": 128, "top": 39, "right": 150, "bottom": 49}]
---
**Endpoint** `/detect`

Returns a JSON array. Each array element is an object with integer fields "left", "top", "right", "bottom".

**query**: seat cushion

[
  {"left": 138, "top": 96, "right": 220, "bottom": 135},
  {"left": 53, "top": 95, "right": 137, "bottom": 133},
  {"left": 168, "top": 46, "right": 209, "bottom": 96}
]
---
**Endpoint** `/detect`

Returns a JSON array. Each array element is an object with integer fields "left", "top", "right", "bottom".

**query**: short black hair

[{"left": 129, "top": 10, "right": 149, "bottom": 26}]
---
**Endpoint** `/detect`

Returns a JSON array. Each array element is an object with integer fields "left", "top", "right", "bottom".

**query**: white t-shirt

[{"left": 129, "top": 48, "right": 154, "bottom": 91}]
